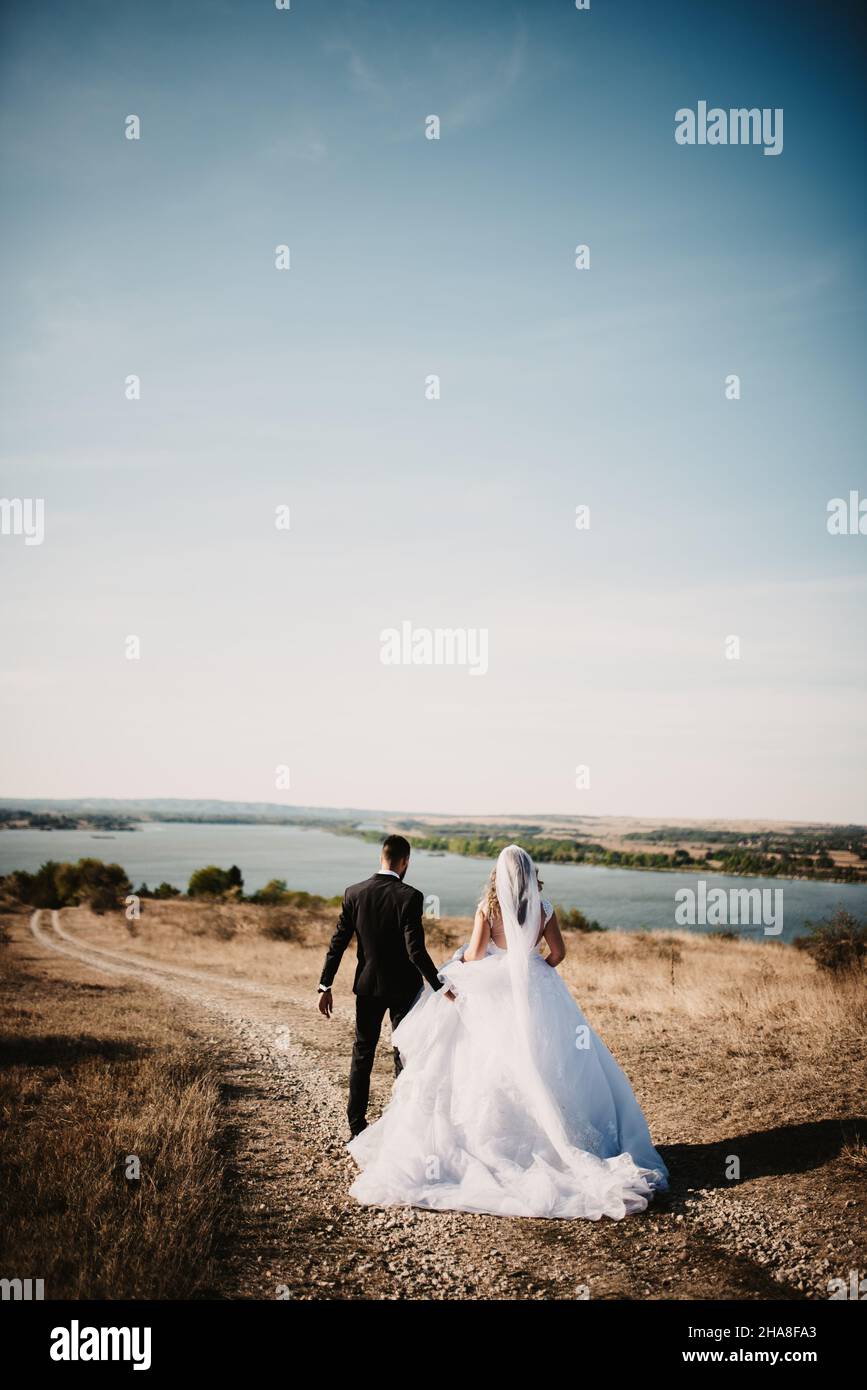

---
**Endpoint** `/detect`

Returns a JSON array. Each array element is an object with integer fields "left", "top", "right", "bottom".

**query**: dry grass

[
  {"left": 840, "top": 1136, "right": 867, "bottom": 1173},
  {"left": 78, "top": 898, "right": 867, "bottom": 1048},
  {"left": 0, "top": 916, "right": 228, "bottom": 1299},
  {"left": 63, "top": 899, "right": 867, "bottom": 1141},
  {"left": 562, "top": 927, "right": 867, "bottom": 1041},
  {"left": 551, "top": 927, "right": 867, "bottom": 1153},
  {"left": 4, "top": 897, "right": 863, "bottom": 1300}
]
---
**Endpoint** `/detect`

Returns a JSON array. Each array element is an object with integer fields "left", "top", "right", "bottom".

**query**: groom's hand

[
  {"left": 318, "top": 987, "right": 333, "bottom": 1018},
  {"left": 443, "top": 988, "right": 457, "bottom": 1002}
]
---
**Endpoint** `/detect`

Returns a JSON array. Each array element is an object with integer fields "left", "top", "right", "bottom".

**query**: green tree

[
  {"left": 13, "top": 862, "right": 63, "bottom": 908},
  {"left": 188, "top": 866, "right": 237, "bottom": 898},
  {"left": 74, "top": 859, "right": 132, "bottom": 913},
  {"left": 250, "top": 878, "right": 289, "bottom": 905},
  {"left": 5, "top": 858, "right": 130, "bottom": 912}
]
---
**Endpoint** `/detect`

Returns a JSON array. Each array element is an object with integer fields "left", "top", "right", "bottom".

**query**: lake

[{"left": 2, "top": 821, "right": 865, "bottom": 945}]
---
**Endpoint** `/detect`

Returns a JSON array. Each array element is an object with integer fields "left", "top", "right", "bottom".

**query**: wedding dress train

[{"left": 347, "top": 847, "right": 669, "bottom": 1220}]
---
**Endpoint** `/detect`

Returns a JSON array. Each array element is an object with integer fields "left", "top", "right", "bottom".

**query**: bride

[{"left": 347, "top": 844, "right": 669, "bottom": 1220}]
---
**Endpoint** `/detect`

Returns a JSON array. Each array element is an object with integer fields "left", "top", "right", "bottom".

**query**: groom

[{"left": 317, "top": 833, "right": 454, "bottom": 1137}]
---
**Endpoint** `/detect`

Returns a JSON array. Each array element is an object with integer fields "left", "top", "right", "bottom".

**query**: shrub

[
  {"left": 7, "top": 862, "right": 63, "bottom": 908},
  {"left": 4, "top": 859, "right": 131, "bottom": 912},
  {"left": 249, "top": 878, "right": 290, "bottom": 905},
  {"left": 188, "top": 865, "right": 244, "bottom": 898},
  {"left": 795, "top": 908, "right": 866, "bottom": 975},
  {"left": 74, "top": 859, "right": 132, "bottom": 914},
  {"left": 248, "top": 882, "right": 342, "bottom": 910},
  {"left": 554, "top": 904, "right": 605, "bottom": 933},
  {"left": 260, "top": 912, "right": 300, "bottom": 942}
]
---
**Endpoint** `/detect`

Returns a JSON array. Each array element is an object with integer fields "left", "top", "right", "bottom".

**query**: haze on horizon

[
  {"left": 1, "top": 795, "right": 863, "bottom": 833},
  {"left": 1, "top": 0, "right": 865, "bottom": 825}
]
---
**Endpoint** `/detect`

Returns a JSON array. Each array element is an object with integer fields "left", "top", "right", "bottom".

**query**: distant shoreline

[{"left": 1, "top": 812, "right": 865, "bottom": 887}]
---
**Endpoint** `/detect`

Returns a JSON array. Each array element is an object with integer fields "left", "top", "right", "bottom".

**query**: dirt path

[{"left": 27, "top": 910, "right": 811, "bottom": 1300}]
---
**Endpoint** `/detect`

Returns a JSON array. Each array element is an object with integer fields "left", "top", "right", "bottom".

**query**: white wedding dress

[{"left": 348, "top": 846, "right": 668, "bottom": 1220}]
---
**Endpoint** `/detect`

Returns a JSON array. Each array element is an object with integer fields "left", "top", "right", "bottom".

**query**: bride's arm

[
  {"left": 541, "top": 911, "right": 566, "bottom": 967},
  {"left": 462, "top": 908, "right": 491, "bottom": 961}
]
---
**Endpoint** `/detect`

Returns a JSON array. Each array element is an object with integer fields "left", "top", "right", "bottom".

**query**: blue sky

[{"left": 1, "top": 0, "right": 865, "bottom": 820}]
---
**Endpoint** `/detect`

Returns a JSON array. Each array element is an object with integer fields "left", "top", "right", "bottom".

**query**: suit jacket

[{"left": 319, "top": 872, "right": 444, "bottom": 999}]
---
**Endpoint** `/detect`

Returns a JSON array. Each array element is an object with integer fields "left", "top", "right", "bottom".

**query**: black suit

[{"left": 320, "top": 871, "right": 443, "bottom": 1133}]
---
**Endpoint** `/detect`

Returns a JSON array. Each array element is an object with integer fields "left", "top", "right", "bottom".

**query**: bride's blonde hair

[{"left": 479, "top": 864, "right": 544, "bottom": 920}]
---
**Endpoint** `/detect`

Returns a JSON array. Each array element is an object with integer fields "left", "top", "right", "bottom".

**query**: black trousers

[{"left": 348, "top": 991, "right": 418, "bottom": 1134}]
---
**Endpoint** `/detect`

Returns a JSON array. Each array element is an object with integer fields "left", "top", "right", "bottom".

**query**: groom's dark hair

[{"left": 382, "top": 834, "right": 411, "bottom": 866}]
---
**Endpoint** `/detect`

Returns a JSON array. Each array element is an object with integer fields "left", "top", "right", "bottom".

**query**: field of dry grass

[
  {"left": 1, "top": 895, "right": 864, "bottom": 1300},
  {"left": 62, "top": 897, "right": 867, "bottom": 1160},
  {"left": 0, "top": 907, "right": 230, "bottom": 1299}
]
